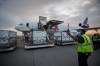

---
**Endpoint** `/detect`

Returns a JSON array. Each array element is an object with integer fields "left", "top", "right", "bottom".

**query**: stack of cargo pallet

[
  {"left": 25, "top": 31, "right": 54, "bottom": 49},
  {"left": 0, "top": 30, "right": 17, "bottom": 51},
  {"left": 54, "top": 32, "right": 76, "bottom": 45},
  {"left": 32, "top": 31, "right": 47, "bottom": 45}
]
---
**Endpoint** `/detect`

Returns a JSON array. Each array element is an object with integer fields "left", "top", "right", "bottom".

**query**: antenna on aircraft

[
  {"left": 67, "top": 18, "right": 70, "bottom": 32},
  {"left": 67, "top": 22, "right": 70, "bottom": 32}
]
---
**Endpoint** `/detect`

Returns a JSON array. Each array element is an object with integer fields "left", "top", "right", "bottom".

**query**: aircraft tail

[
  {"left": 79, "top": 17, "right": 89, "bottom": 28},
  {"left": 83, "top": 17, "right": 88, "bottom": 24}
]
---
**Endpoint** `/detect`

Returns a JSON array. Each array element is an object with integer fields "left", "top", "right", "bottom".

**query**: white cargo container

[
  {"left": 0, "top": 30, "right": 17, "bottom": 51},
  {"left": 25, "top": 31, "right": 54, "bottom": 49},
  {"left": 54, "top": 31, "right": 77, "bottom": 45}
]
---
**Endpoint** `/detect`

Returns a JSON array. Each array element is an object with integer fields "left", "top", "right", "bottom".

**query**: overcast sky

[{"left": 0, "top": 0, "right": 100, "bottom": 32}]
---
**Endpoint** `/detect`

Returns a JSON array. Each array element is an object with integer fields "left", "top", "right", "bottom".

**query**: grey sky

[{"left": 0, "top": 0, "right": 100, "bottom": 31}]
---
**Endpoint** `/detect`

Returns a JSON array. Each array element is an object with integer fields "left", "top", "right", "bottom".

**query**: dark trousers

[
  {"left": 93, "top": 41, "right": 97, "bottom": 50},
  {"left": 97, "top": 41, "right": 99, "bottom": 49},
  {"left": 98, "top": 41, "right": 100, "bottom": 48},
  {"left": 78, "top": 52, "right": 90, "bottom": 66}
]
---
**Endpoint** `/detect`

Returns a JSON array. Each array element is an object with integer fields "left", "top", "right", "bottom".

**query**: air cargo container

[
  {"left": 24, "top": 31, "right": 54, "bottom": 49},
  {"left": 54, "top": 31, "right": 77, "bottom": 45},
  {"left": 0, "top": 30, "right": 17, "bottom": 51}
]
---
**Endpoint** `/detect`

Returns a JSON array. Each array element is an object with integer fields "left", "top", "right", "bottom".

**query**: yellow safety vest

[
  {"left": 98, "top": 39, "right": 100, "bottom": 41},
  {"left": 77, "top": 34, "right": 93, "bottom": 53}
]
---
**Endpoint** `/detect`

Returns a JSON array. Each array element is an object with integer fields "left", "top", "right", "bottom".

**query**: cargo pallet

[
  {"left": 24, "top": 43, "right": 54, "bottom": 49},
  {"left": 56, "top": 41, "right": 77, "bottom": 46},
  {"left": 0, "top": 30, "right": 17, "bottom": 51},
  {"left": 0, "top": 46, "right": 16, "bottom": 51}
]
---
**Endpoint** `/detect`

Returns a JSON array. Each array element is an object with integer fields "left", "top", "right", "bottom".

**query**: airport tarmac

[{"left": 0, "top": 44, "right": 100, "bottom": 66}]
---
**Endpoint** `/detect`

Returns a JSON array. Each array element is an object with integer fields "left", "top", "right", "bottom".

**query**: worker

[
  {"left": 24, "top": 32, "right": 29, "bottom": 44},
  {"left": 97, "top": 33, "right": 100, "bottom": 48},
  {"left": 92, "top": 34, "right": 98, "bottom": 50},
  {"left": 67, "top": 29, "right": 93, "bottom": 66}
]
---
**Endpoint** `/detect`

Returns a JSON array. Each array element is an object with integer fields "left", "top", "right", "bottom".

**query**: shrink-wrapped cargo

[{"left": 0, "top": 30, "right": 17, "bottom": 50}]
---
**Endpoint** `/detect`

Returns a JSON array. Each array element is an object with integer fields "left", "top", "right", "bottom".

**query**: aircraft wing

[
  {"left": 62, "top": 27, "right": 100, "bottom": 32},
  {"left": 74, "top": 27, "right": 100, "bottom": 31}
]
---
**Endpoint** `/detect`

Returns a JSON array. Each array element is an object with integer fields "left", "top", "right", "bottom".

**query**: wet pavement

[{"left": 0, "top": 45, "right": 100, "bottom": 66}]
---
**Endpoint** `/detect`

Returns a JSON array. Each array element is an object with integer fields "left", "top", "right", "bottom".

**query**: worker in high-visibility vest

[
  {"left": 97, "top": 33, "right": 100, "bottom": 48},
  {"left": 67, "top": 29, "right": 93, "bottom": 66},
  {"left": 92, "top": 34, "right": 98, "bottom": 50}
]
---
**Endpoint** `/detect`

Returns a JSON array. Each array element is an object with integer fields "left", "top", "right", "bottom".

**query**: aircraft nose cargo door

[
  {"left": 25, "top": 31, "right": 54, "bottom": 49},
  {"left": 0, "top": 30, "right": 17, "bottom": 51}
]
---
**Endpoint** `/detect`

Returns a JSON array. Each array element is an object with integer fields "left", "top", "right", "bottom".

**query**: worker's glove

[
  {"left": 85, "top": 52, "right": 91, "bottom": 56},
  {"left": 85, "top": 52, "right": 91, "bottom": 59},
  {"left": 67, "top": 31, "right": 71, "bottom": 35}
]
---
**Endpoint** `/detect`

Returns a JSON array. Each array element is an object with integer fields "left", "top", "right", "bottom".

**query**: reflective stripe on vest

[
  {"left": 78, "top": 43, "right": 91, "bottom": 46},
  {"left": 77, "top": 34, "right": 93, "bottom": 53}
]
